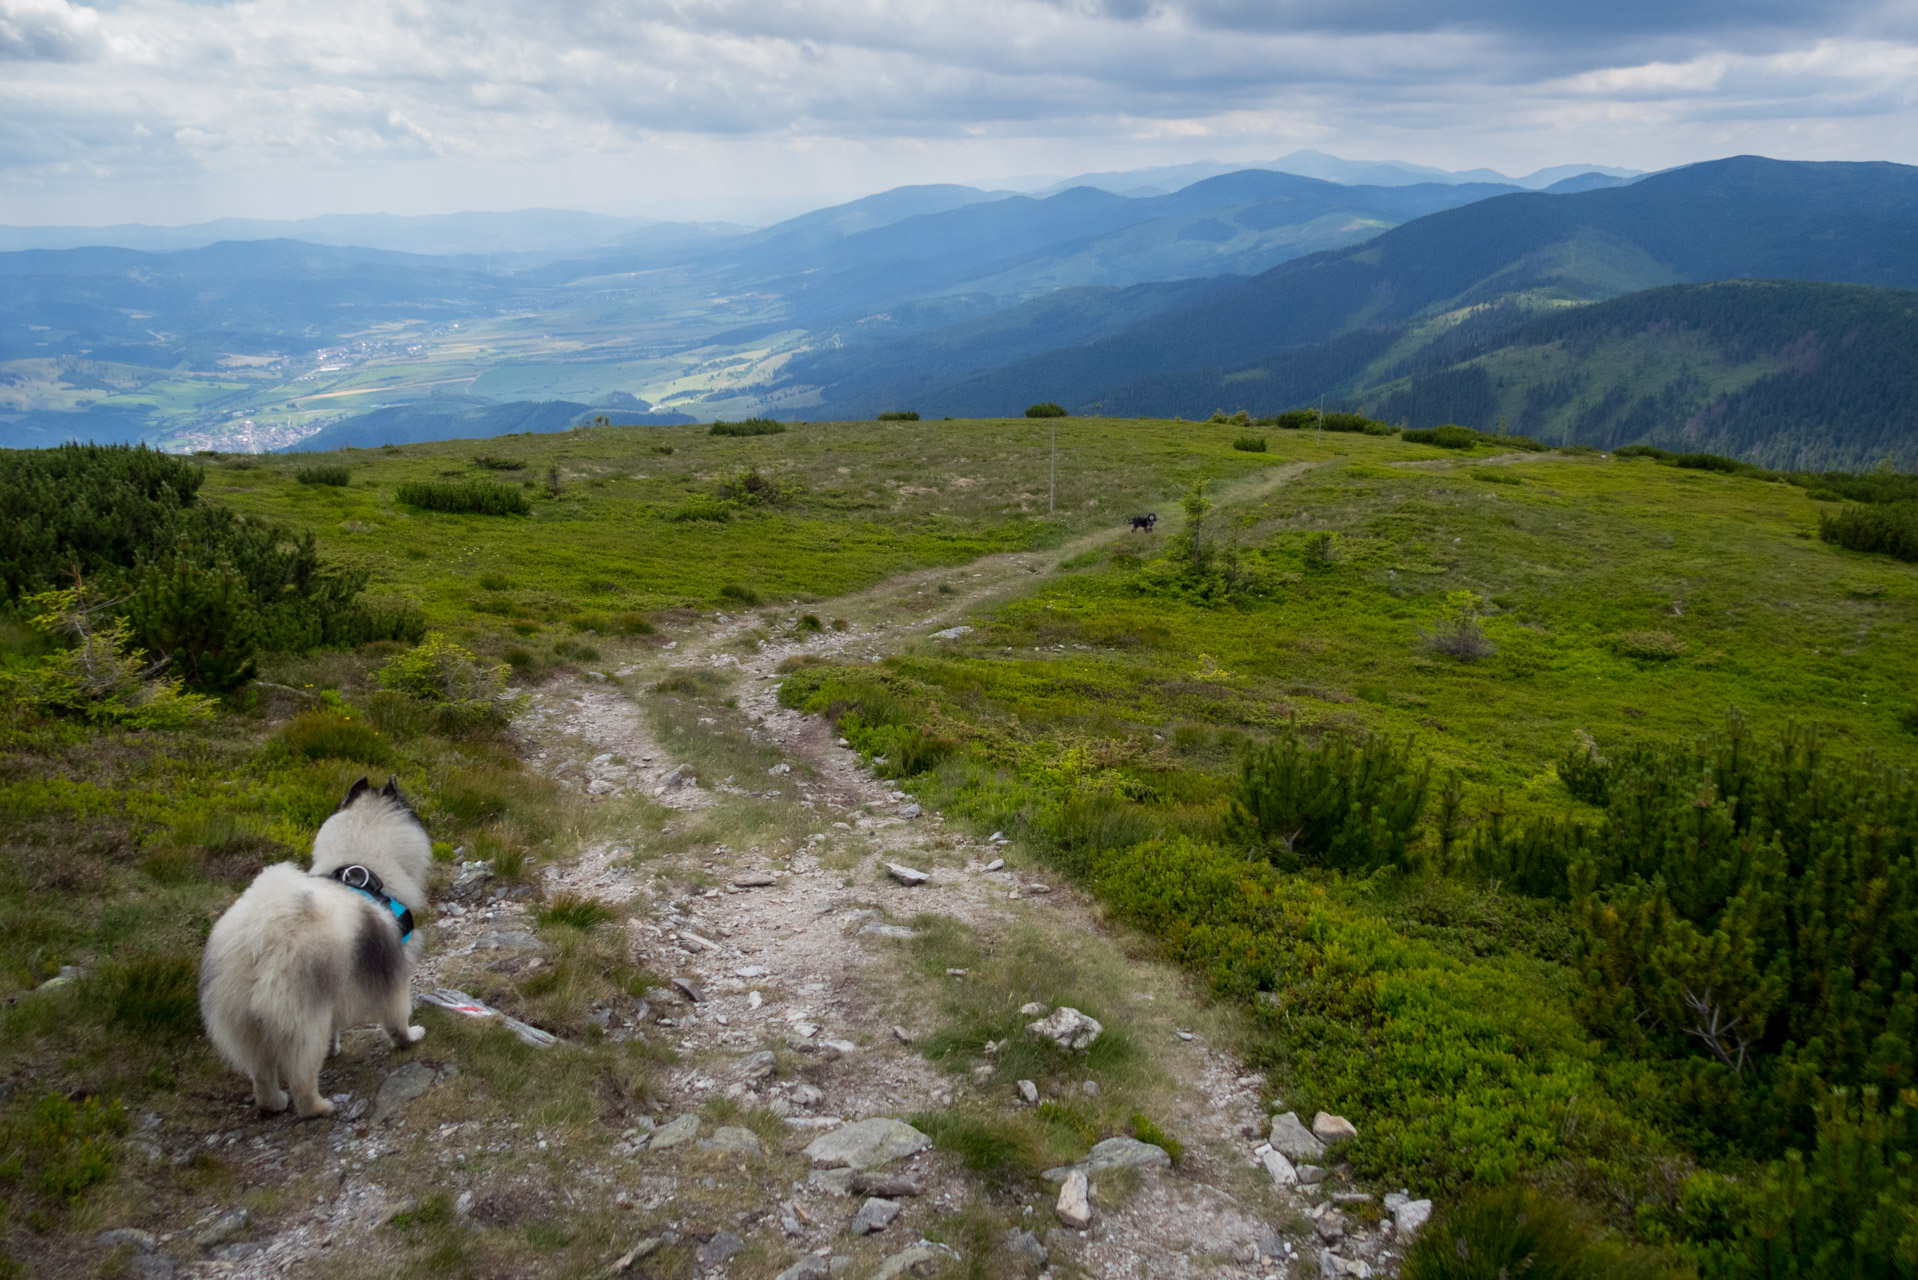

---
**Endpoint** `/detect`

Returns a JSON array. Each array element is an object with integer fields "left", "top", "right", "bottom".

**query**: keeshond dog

[{"left": 200, "top": 777, "right": 431, "bottom": 1117}]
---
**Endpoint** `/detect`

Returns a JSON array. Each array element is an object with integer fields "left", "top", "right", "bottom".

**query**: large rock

[
  {"left": 1027, "top": 1006, "right": 1103, "bottom": 1051},
  {"left": 1268, "top": 1111, "right": 1326, "bottom": 1162},
  {"left": 697, "top": 1231, "right": 744, "bottom": 1267},
  {"left": 1056, "top": 1170, "right": 1091, "bottom": 1228},
  {"left": 803, "top": 1118, "right": 932, "bottom": 1170},
  {"left": 699, "top": 1126, "right": 763, "bottom": 1156},
  {"left": 1386, "top": 1194, "right": 1434, "bottom": 1238},
  {"left": 1262, "top": 1148, "right": 1298, "bottom": 1186},
  {"left": 1004, "top": 1229, "right": 1048, "bottom": 1265},
  {"left": 648, "top": 1114, "right": 701, "bottom": 1150},
  {"left": 1312, "top": 1111, "right": 1358, "bottom": 1145},
  {"left": 872, "top": 1244, "right": 959, "bottom": 1280},
  {"left": 370, "top": 1061, "right": 438, "bottom": 1125},
  {"left": 885, "top": 863, "right": 929, "bottom": 886},
  {"left": 1042, "top": 1136, "right": 1173, "bottom": 1183},
  {"left": 851, "top": 1197, "right": 901, "bottom": 1235},
  {"left": 192, "top": 1209, "right": 249, "bottom": 1251}
]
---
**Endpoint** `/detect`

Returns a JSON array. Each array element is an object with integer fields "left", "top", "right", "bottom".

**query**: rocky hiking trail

[{"left": 129, "top": 462, "right": 1431, "bottom": 1280}]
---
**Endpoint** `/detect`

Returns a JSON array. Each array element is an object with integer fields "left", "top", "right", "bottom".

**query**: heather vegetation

[{"left": 3, "top": 417, "right": 1914, "bottom": 1275}]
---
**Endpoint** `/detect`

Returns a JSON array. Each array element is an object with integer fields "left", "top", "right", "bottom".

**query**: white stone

[
  {"left": 1019, "top": 1001, "right": 1048, "bottom": 1017},
  {"left": 1392, "top": 1199, "right": 1434, "bottom": 1238},
  {"left": 1312, "top": 1111, "right": 1358, "bottom": 1145},
  {"left": 1262, "top": 1148, "right": 1298, "bottom": 1185},
  {"left": 1017, "top": 1079, "right": 1039, "bottom": 1103},
  {"left": 1056, "top": 1170, "right": 1091, "bottom": 1229},
  {"left": 1027, "top": 1006, "right": 1103, "bottom": 1051},
  {"left": 885, "top": 863, "right": 929, "bottom": 886}
]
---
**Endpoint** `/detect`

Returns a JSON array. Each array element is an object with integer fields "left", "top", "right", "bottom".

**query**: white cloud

[
  {"left": 0, "top": 0, "right": 1912, "bottom": 224},
  {"left": 0, "top": 0, "right": 103, "bottom": 60}
]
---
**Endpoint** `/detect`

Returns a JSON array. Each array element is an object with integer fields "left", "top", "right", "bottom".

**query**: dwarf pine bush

[{"left": 395, "top": 479, "right": 530, "bottom": 516}]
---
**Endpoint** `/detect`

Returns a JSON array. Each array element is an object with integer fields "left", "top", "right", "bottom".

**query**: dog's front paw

[
  {"left": 405, "top": 1024, "right": 426, "bottom": 1043},
  {"left": 297, "top": 1097, "right": 335, "bottom": 1120}
]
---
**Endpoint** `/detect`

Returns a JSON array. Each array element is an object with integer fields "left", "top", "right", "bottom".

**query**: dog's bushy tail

[{"left": 199, "top": 864, "right": 350, "bottom": 1089}]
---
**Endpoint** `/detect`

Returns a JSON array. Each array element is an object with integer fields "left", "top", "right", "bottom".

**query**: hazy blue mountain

[
  {"left": 0, "top": 209, "right": 745, "bottom": 258},
  {"left": 0, "top": 239, "right": 519, "bottom": 366},
  {"left": 1353, "top": 280, "right": 1918, "bottom": 469},
  {"left": 1267, "top": 150, "right": 1640, "bottom": 190},
  {"left": 283, "top": 396, "right": 695, "bottom": 452},
  {"left": 892, "top": 157, "right": 1918, "bottom": 419}
]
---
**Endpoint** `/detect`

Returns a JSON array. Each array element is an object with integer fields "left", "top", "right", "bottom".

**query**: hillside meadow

[{"left": 2, "top": 417, "right": 1913, "bottom": 1277}]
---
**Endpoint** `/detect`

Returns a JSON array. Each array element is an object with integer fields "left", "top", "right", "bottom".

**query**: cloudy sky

[{"left": 3, "top": 0, "right": 1915, "bottom": 226}]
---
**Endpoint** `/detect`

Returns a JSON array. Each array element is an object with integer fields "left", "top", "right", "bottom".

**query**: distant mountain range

[
  {"left": 817, "top": 158, "right": 1918, "bottom": 457},
  {"left": 2, "top": 154, "right": 1914, "bottom": 469},
  {"left": 1024, "top": 151, "right": 1641, "bottom": 198}
]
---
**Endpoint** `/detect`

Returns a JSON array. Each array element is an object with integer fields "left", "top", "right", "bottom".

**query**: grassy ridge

[{"left": 775, "top": 435, "right": 1918, "bottom": 1266}]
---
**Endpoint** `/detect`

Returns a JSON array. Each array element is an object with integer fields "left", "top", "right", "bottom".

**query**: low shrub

[
  {"left": 718, "top": 583, "right": 760, "bottom": 605},
  {"left": 1615, "top": 444, "right": 1673, "bottom": 460},
  {"left": 1025, "top": 402, "right": 1068, "bottom": 418},
  {"left": 1231, "top": 435, "right": 1267, "bottom": 453},
  {"left": 715, "top": 468, "right": 800, "bottom": 506},
  {"left": 1226, "top": 729, "right": 1432, "bottom": 872},
  {"left": 877, "top": 410, "right": 919, "bottom": 421},
  {"left": 376, "top": 633, "right": 516, "bottom": 732},
  {"left": 472, "top": 454, "right": 525, "bottom": 471},
  {"left": 1402, "top": 425, "right": 1482, "bottom": 450},
  {"left": 654, "top": 668, "right": 729, "bottom": 696},
  {"left": 1420, "top": 590, "right": 1497, "bottom": 661},
  {"left": 709, "top": 417, "right": 785, "bottom": 437},
  {"left": 551, "top": 638, "right": 600, "bottom": 663},
  {"left": 294, "top": 465, "right": 350, "bottom": 487},
  {"left": 1672, "top": 452, "right": 1742, "bottom": 474},
  {"left": 276, "top": 708, "right": 392, "bottom": 765},
  {"left": 6, "top": 1092, "right": 127, "bottom": 1206},
  {"left": 1819, "top": 501, "right": 1918, "bottom": 562},
  {"left": 537, "top": 894, "right": 618, "bottom": 930},
  {"left": 395, "top": 480, "right": 530, "bottom": 516},
  {"left": 1469, "top": 469, "right": 1521, "bottom": 485},
  {"left": 1404, "top": 1185, "right": 1599, "bottom": 1280}
]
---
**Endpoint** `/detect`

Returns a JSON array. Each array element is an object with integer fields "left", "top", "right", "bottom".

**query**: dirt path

[{"left": 216, "top": 460, "right": 1418, "bottom": 1280}]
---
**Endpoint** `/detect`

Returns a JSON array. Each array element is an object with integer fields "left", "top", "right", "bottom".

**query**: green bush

[
  {"left": 276, "top": 708, "right": 392, "bottom": 765},
  {"left": 0, "top": 443, "right": 402, "bottom": 676},
  {"left": 1819, "top": 501, "right": 1918, "bottom": 562},
  {"left": 1025, "top": 403, "right": 1068, "bottom": 418},
  {"left": 128, "top": 553, "right": 260, "bottom": 691},
  {"left": 472, "top": 454, "right": 526, "bottom": 471},
  {"left": 877, "top": 410, "right": 920, "bottom": 421},
  {"left": 1402, "top": 425, "right": 1482, "bottom": 449},
  {"left": 715, "top": 468, "right": 800, "bottom": 506},
  {"left": 709, "top": 417, "right": 785, "bottom": 437},
  {"left": 718, "top": 583, "right": 760, "bottom": 605},
  {"left": 6, "top": 1092, "right": 127, "bottom": 1206},
  {"left": 8, "top": 585, "right": 216, "bottom": 728},
  {"left": 1651, "top": 1088, "right": 1918, "bottom": 1279},
  {"left": 376, "top": 633, "right": 516, "bottom": 732},
  {"left": 1672, "top": 452, "right": 1742, "bottom": 474},
  {"left": 395, "top": 480, "right": 530, "bottom": 516},
  {"left": 1226, "top": 730, "right": 1432, "bottom": 872},
  {"left": 1476, "top": 711, "right": 1918, "bottom": 1151},
  {"left": 1404, "top": 1186, "right": 1600, "bottom": 1280},
  {"left": 293, "top": 464, "right": 350, "bottom": 487},
  {"left": 1231, "top": 435, "right": 1267, "bottom": 453}
]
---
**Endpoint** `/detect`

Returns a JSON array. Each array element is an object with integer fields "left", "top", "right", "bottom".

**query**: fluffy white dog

[{"left": 200, "top": 776, "right": 431, "bottom": 1117}]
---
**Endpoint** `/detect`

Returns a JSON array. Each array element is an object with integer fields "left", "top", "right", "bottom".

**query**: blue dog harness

[{"left": 329, "top": 864, "right": 416, "bottom": 943}]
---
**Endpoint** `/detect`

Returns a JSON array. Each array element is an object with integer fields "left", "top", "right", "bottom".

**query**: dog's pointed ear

[
  {"left": 382, "top": 776, "right": 402, "bottom": 800},
  {"left": 338, "top": 777, "right": 371, "bottom": 812}
]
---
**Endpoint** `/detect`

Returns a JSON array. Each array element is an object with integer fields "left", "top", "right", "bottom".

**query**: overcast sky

[{"left": 3, "top": 0, "right": 1915, "bottom": 226}]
